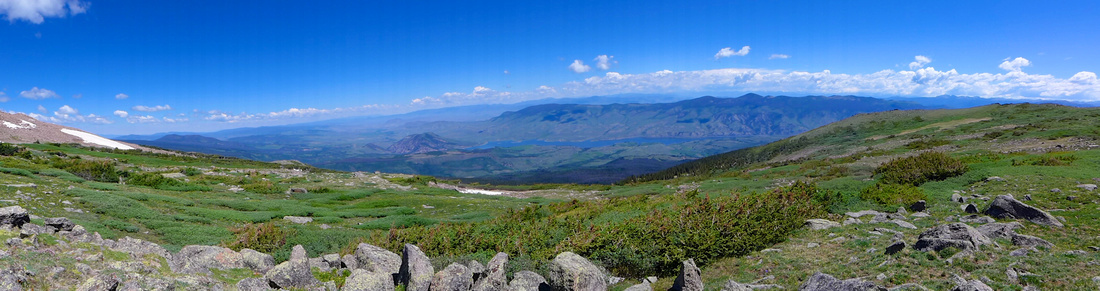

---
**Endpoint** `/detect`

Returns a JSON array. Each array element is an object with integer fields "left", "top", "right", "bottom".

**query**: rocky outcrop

[
  {"left": 432, "top": 263, "right": 474, "bottom": 291},
  {"left": 399, "top": 244, "right": 434, "bottom": 291},
  {"left": 0, "top": 206, "right": 30, "bottom": 228},
  {"left": 547, "top": 252, "right": 607, "bottom": 291},
  {"left": 75, "top": 274, "right": 119, "bottom": 291},
  {"left": 949, "top": 279, "right": 993, "bottom": 291},
  {"left": 472, "top": 252, "right": 508, "bottom": 291},
  {"left": 799, "top": 272, "right": 886, "bottom": 291},
  {"left": 913, "top": 223, "right": 993, "bottom": 252},
  {"left": 356, "top": 243, "right": 402, "bottom": 274},
  {"left": 170, "top": 245, "right": 244, "bottom": 274},
  {"left": 805, "top": 219, "right": 841, "bottom": 230},
  {"left": 344, "top": 269, "right": 396, "bottom": 291},
  {"left": 509, "top": 271, "right": 548, "bottom": 291},
  {"left": 236, "top": 277, "right": 275, "bottom": 290},
  {"left": 240, "top": 248, "right": 276, "bottom": 274},
  {"left": 43, "top": 217, "right": 74, "bottom": 231},
  {"left": 671, "top": 259, "right": 703, "bottom": 291},
  {"left": 265, "top": 245, "right": 321, "bottom": 289},
  {"left": 984, "top": 195, "right": 1063, "bottom": 227}
]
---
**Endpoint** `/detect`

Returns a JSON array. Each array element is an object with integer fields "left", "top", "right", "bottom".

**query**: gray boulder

[
  {"left": 0, "top": 206, "right": 29, "bottom": 228},
  {"left": 626, "top": 281, "right": 654, "bottom": 291},
  {"left": 799, "top": 272, "right": 885, "bottom": 290},
  {"left": 265, "top": 259, "right": 320, "bottom": 289},
  {"left": 356, "top": 243, "right": 401, "bottom": 274},
  {"left": 984, "top": 195, "right": 1063, "bottom": 227},
  {"left": 510, "top": 271, "right": 549, "bottom": 291},
  {"left": 398, "top": 244, "right": 434, "bottom": 291},
  {"left": 805, "top": 219, "right": 841, "bottom": 230},
  {"left": 236, "top": 277, "right": 275, "bottom": 290},
  {"left": 975, "top": 222, "right": 1022, "bottom": 239},
  {"left": 114, "top": 237, "right": 171, "bottom": 260},
  {"left": 885, "top": 240, "right": 906, "bottom": 255},
  {"left": 44, "top": 217, "right": 75, "bottom": 231},
  {"left": 343, "top": 254, "right": 359, "bottom": 270},
  {"left": 547, "top": 252, "right": 607, "bottom": 291},
  {"left": 323, "top": 253, "right": 343, "bottom": 269},
  {"left": 1011, "top": 234, "right": 1054, "bottom": 248},
  {"left": 958, "top": 215, "right": 995, "bottom": 224},
  {"left": 344, "top": 269, "right": 396, "bottom": 291},
  {"left": 170, "top": 245, "right": 245, "bottom": 274},
  {"left": 909, "top": 200, "right": 927, "bottom": 212},
  {"left": 468, "top": 260, "right": 486, "bottom": 282},
  {"left": 962, "top": 204, "right": 978, "bottom": 214},
  {"left": 949, "top": 280, "right": 993, "bottom": 291},
  {"left": 19, "top": 223, "right": 48, "bottom": 238},
  {"left": 1078, "top": 184, "right": 1097, "bottom": 191},
  {"left": 240, "top": 248, "right": 276, "bottom": 274},
  {"left": 671, "top": 259, "right": 703, "bottom": 291},
  {"left": 291, "top": 244, "right": 308, "bottom": 262},
  {"left": 913, "top": 223, "right": 993, "bottom": 252},
  {"left": 473, "top": 252, "right": 508, "bottom": 291},
  {"left": 431, "top": 263, "right": 473, "bottom": 291},
  {"left": 720, "top": 280, "right": 751, "bottom": 291}
]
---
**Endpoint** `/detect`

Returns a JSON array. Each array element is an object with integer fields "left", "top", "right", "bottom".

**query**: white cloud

[
  {"left": 594, "top": 55, "right": 616, "bottom": 70},
  {"left": 0, "top": 0, "right": 87, "bottom": 24},
  {"left": 503, "top": 70, "right": 510, "bottom": 74},
  {"left": 115, "top": 93, "right": 130, "bottom": 100},
  {"left": 57, "top": 105, "right": 78, "bottom": 115},
  {"left": 908, "top": 55, "right": 932, "bottom": 70},
  {"left": 37, "top": 105, "right": 46, "bottom": 113},
  {"left": 113, "top": 110, "right": 128, "bottom": 118},
  {"left": 72, "top": 93, "right": 82, "bottom": 98},
  {"left": 568, "top": 60, "right": 591, "bottom": 73},
  {"left": 19, "top": 87, "right": 58, "bottom": 99},
  {"left": 715, "top": 46, "right": 750, "bottom": 59},
  {"left": 999, "top": 57, "right": 1031, "bottom": 72},
  {"left": 0, "top": 92, "right": 7, "bottom": 103},
  {"left": 769, "top": 54, "right": 790, "bottom": 60},
  {"left": 132, "top": 104, "right": 172, "bottom": 112}
]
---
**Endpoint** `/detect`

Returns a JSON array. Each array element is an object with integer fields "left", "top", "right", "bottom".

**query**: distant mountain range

[{"left": 122, "top": 94, "right": 928, "bottom": 183}]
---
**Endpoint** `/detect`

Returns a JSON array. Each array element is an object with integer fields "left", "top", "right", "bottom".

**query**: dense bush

[
  {"left": 905, "top": 138, "right": 951, "bottom": 150},
  {"left": 348, "top": 181, "right": 827, "bottom": 276},
  {"left": 859, "top": 182, "right": 927, "bottom": 207},
  {"left": 0, "top": 143, "right": 24, "bottom": 156},
  {"left": 226, "top": 222, "right": 295, "bottom": 253},
  {"left": 875, "top": 152, "right": 968, "bottom": 186},
  {"left": 51, "top": 158, "right": 120, "bottom": 182}
]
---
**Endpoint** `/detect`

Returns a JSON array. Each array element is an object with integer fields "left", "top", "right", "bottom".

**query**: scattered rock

[
  {"left": 984, "top": 195, "right": 1063, "bottom": 227},
  {"left": 240, "top": 248, "right": 276, "bottom": 274},
  {"left": 950, "top": 279, "right": 993, "bottom": 291},
  {"left": 76, "top": 274, "right": 119, "bottom": 291},
  {"left": 670, "top": 259, "right": 703, "bottom": 291},
  {"left": 355, "top": 243, "right": 401, "bottom": 274},
  {"left": 885, "top": 240, "right": 906, "bottom": 255},
  {"left": 799, "top": 272, "right": 886, "bottom": 291},
  {"left": 843, "top": 217, "right": 862, "bottom": 225},
  {"left": 1011, "top": 234, "right": 1053, "bottom": 248},
  {"left": 890, "top": 220, "right": 918, "bottom": 229},
  {"left": 1050, "top": 188, "right": 1061, "bottom": 193},
  {"left": 399, "top": 244, "right": 434, "bottom": 291},
  {"left": 509, "top": 271, "right": 548, "bottom": 291},
  {"left": 171, "top": 245, "right": 245, "bottom": 274},
  {"left": 236, "top": 277, "right": 275, "bottom": 290},
  {"left": 958, "top": 215, "right": 995, "bottom": 224},
  {"left": 44, "top": 217, "right": 74, "bottom": 231},
  {"left": 1009, "top": 248, "right": 1033, "bottom": 257},
  {"left": 265, "top": 252, "right": 320, "bottom": 289},
  {"left": 0, "top": 206, "right": 30, "bottom": 228},
  {"left": 909, "top": 200, "right": 926, "bottom": 212},
  {"left": 807, "top": 242, "right": 820, "bottom": 248},
  {"left": 913, "top": 223, "right": 993, "bottom": 252},
  {"left": 1078, "top": 184, "right": 1097, "bottom": 191},
  {"left": 472, "top": 252, "right": 508, "bottom": 291},
  {"left": 986, "top": 176, "right": 1006, "bottom": 182},
  {"left": 625, "top": 281, "right": 654, "bottom": 291},
  {"left": 911, "top": 212, "right": 930, "bottom": 218},
  {"left": 547, "top": 252, "right": 607, "bottom": 291},
  {"left": 720, "top": 280, "right": 750, "bottom": 291},
  {"left": 846, "top": 210, "right": 884, "bottom": 218},
  {"left": 805, "top": 219, "right": 841, "bottom": 230},
  {"left": 344, "top": 269, "right": 395, "bottom": 291},
  {"left": 1023, "top": 194, "right": 1032, "bottom": 201},
  {"left": 288, "top": 188, "right": 308, "bottom": 193},
  {"left": 283, "top": 216, "right": 313, "bottom": 224},
  {"left": 962, "top": 204, "right": 978, "bottom": 214},
  {"left": 951, "top": 193, "right": 965, "bottom": 203},
  {"left": 1065, "top": 250, "right": 1088, "bottom": 255},
  {"left": 431, "top": 263, "right": 473, "bottom": 291}
]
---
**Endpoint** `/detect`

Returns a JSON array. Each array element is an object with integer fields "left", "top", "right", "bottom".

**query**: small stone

[
  {"left": 1009, "top": 248, "right": 1032, "bottom": 257},
  {"left": 1050, "top": 188, "right": 1062, "bottom": 193},
  {"left": 1023, "top": 194, "right": 1032, "bottom": 201},
  {"left": 1078, "top": 184, "right": 1098, "bottom": 191},
  {"left": 805, "top": 219, "right": 841, "bottom": 230},
  {"left": 909, "top": 200, "right": 927, "bottom": 212},
  {"left": 891, "top": 220, "right": 918, "bottom": 229},
  {"left": 807, "top": 242, "right": 819, "bottom": 248},
  {"left": 876, "top": 273, "right": 887, "bottom": 281},
  {"left": 885, "top": 241, "right": 906, "bottom": 255},
  {"left": 962, "top": 204, "right": 979, "bottom": 214},
  {"left": 987, "top": 176, "right": 1006, "bottom": 182},
  {"left": 1065, "top": 250, "right": 1088, "bottom": 256},
  {"left": 283, "top": 216, "right": 313, "bottom": 224}
]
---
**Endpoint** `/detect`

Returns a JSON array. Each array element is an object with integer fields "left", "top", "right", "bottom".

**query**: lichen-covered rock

[
  {"left": 344, "top": 269, "right": 396, "bottom": 291},
  {"left": 76, "top": 274, "right": 119, "bottom": 291},
  {"left": 115, "top": 237, "right": 171, "bottom": 261},
  {"left": 0, "top": 206, "right": 29, "bottom": 228},
  {"left": 720, "top": 280, "right": 751, "bottom": 291},
  {"left": 44, "top": 217, "right": 75, "bottom": 231},
  {"left": 472, "top": 252, "right": 507, "bottom": 291},
  {"left": 799, "top": 272, "right": 886, "bottom": 291},
  {"left": 625, "top": 281, "right": 653, "bottom": 291},
  {"left": 356, "top": 243, "right": 401, "bottom": 274},
  {"left": 291, "top": 244, "right": 308, "bottom": 262},
  {"left": 671, "top": 259, "right": 703, "bottom": 291},
  {"left": 805, "top": 219, "right": 841, "bottom": 230},
  {"left": 984, "top": 195, "right": 1063, "bottom": 227},
  {"left": 913, "top": 223, "right": 993, "bottom": 252},
  {"left": 236, "top": 277, "right": 275, "bottom": 290},
  {"left": 322, "top": 253, "right": 342, "bottom": 269},
  {"left": 170, "top": 245, "right": 244, "bottom": 274},
  {"left": 468, "top": 260, "right": 486, "bottom": 282},
  {"left": 265, "top": 258, "right": 320, "bottom": 289},
  {"left": 949, "top": 279, "right": 993, "bottom": 291},
  {"left": 241, "top": 248, "right": 276, "bottom": 274},
  {"left": 547, "top": 252, "right": 606, "bottom": 291},
  {"left": 398, "top": 244, "right": 434, "bottom": 291},
  {"left": 343, "top": 254, "right": 359, "bottom": 270},
  {"left": 509, "top": 271, "right": 548, "bottom": 291},
  {"left": 431, "top": 263, "right": 473, "bottom": 291},
  {"left": 19, "top": 223, "right": 48, "bottom": 238}
]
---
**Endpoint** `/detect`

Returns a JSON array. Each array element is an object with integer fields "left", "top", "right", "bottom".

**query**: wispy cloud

[
  {"left": 594, "top": 55, "right": 616, "bottom": 70},
  {"left": 132, "top": 104, "right": 172, "bottom": 112},
  {"left": 715, "top": 46, "right": 750, "bottom": 59},
  {"left": 29, "top": 105, "right": 112, "bottom": 124},
  {"left": 19, "top": 87, "right": 59, "bottom": 99},
  {"left": 769, "top": 54, "right": 789, "bottom": 60},
  {"left": 908, "top": 55, "right": 932, "bottom": 69},
  {"left": 0, "top": 92, "right": 8, "bottom": 103},
  {"left": 115, "top": 93, "right": 130, "bottom": 100},
  {"left": 568, "top": 60, "right": 591, "bottom": 73},
  {"left": 0, "top": 0, "right": 88, "bottom": 24}
]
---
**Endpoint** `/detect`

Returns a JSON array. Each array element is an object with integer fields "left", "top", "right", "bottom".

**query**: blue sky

[{"left": 1, "top": 0, "right": 1098, "bottom": 134}]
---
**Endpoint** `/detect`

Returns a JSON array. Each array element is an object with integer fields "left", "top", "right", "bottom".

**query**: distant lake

[{"left": 468, "top": 137, "right": 715, "bottom": 149}]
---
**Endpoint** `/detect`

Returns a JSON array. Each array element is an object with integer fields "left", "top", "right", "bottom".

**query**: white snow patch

[
  {"left": 3, "top": 120, "right": 36, "bottom": 129},
  {"left": 59, "top": 128, "right": 135, "bottom": 150},
  {"left": 458, "top": 189, "right": 504, "bottom": 195}
]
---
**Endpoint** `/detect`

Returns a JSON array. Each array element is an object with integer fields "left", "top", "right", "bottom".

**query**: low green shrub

[
  {"left": 225, "top": 222, "right": 295, "bottom": 253},
  {"left": 875, "top": 152, "right": 968, "bottom": 186},
  {"left": 244, "top": 181, "right": 285, "bottom": 194},
  {"left": 0, "top": 167, "right": 34, "bottom": 177},
  {"left": 0, "top": 143, "right": 25, "bottom": 156},
  {"left": 126, "top": 172, "right": 211, "bottom": 191},
  {"left": 52, "top": 158, "right": 120, "bottom": 182},
  {"left": 859, "top": 182, "right": 927, "bottom": 207}
]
